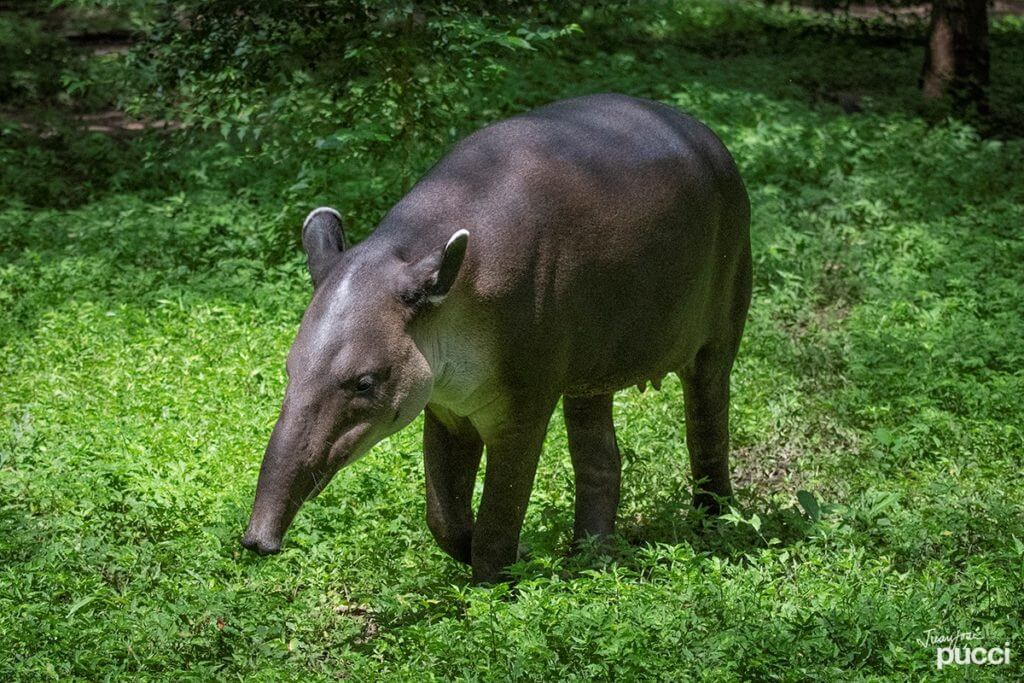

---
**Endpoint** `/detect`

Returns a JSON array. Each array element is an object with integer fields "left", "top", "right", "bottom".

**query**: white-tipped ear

[
  {"left": 301, "top": 206, "right": 347, "bottom": 287},
  {"left": 303, "top": 206, "right": 345, "bottom": 246},
  {"left": 426, "top": 229, "right": 469, "bottom": 303},
  {"left": 446, "top": 229, "right": 469, "bottom": 250}
]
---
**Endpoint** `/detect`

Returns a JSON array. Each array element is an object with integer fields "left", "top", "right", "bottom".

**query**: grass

[{"left": 2, "top": 2, "right": 1023, "bottom": 680}]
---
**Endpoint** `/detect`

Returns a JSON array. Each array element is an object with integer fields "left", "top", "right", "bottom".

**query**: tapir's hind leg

[
  {"left": 682, "top": 236, "right": 751, "bottom": 514},
  {"left": 680, "top": 346, "right": 737, "bottom": 514},
  {"left": 564, "top": 393, "right": 622, "bottom": 543},
  {"left": 423, "top": 407, "right": 483, "bottom": 565}
]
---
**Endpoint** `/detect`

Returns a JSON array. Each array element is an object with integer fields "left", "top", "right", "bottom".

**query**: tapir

[{"left": 241, "top": 93, "right": 752, "bottom": 583}]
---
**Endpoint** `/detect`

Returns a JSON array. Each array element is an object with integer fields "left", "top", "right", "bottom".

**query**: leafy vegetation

[{"left": 2, "top": 1, "right": 1022, "bottom": 679}]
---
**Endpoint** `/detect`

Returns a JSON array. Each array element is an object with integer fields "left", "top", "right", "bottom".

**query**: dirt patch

[
  {"left": 78, "top": 110, "right": 181, "bottom": 134},
  {"left": 732, "top": 437, "right": 806, "bottom": 491},
  {"left": 333, "top": 602, "right": 380, "bottom": 644},
  {"left": 4, "top": 108, "right": 182, "bottom": 138},
  {"left": 732, "top": 417, "right": 860, "bottom": 496}
]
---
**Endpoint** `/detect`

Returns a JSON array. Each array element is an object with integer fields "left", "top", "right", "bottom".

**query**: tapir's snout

[
  {"left": 241, "top": 414, "right": 313, "bottom": 558},
  {"left": 240, "top": 492, "right": 296, "bottom": 556},
  {"left": 240, "top": 529, "right": 282, "bottom": 556}
]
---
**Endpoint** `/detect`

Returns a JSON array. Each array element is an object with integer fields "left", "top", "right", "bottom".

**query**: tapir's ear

[
  {"left": 301, "top": 207, "right": 346, "bottom": 287},
  {"left": 406, "top": 229, "right": 469, "bottom": 307},
  {"left": 430, "top": 229, "right": 469, "bottom": 301}
]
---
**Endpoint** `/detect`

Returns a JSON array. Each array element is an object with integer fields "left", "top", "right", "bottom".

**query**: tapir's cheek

[
  {"left": 395, "top": 390, "right": 431, "bottom": 431},
  {"left": 326, "top": 422, "right": 374, "bottom": 466}
]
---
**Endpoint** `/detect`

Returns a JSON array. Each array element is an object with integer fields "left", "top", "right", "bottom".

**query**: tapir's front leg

[
  {"left": 471, "top": 398, "right": 556, "bottom": 583},
  {"left": 423, "top": 407, "right": 483, "bottom": 565}
]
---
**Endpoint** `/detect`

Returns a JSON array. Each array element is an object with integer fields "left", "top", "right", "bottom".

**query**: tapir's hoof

[
  {"left": 240, "top": 533, "right": 282, "bottom": 556},
  {"left": 471, "top": 567, "right": 509, "bottom": 586}
]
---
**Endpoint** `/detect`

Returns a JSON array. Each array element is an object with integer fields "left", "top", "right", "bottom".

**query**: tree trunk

[{"left": 921, "top": 0, "right": 990, "bottom": 115}]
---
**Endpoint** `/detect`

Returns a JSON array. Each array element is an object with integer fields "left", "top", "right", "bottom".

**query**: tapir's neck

[
  {"left": 413, "top": 304, "right": 458, "bottom": 395},
  {"left": 410, "top": 294, "right": 496, "bottom": 419},
  {"left": 365, "top": 210, "right": 499, "bottom": 418}
]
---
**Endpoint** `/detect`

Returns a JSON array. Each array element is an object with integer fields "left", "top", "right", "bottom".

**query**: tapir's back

[{"left": 380, "top": 93, "right": 751, "bottom": 396}]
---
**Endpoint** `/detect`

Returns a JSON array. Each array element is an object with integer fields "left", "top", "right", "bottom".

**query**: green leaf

[
  {"left": 66, "top": 596, "right": 98, "bottom": 618},
  {"left": 873, "top": 427, "right": 894, "bottom": 446},
  {"left": 797, "top": 490, "right": 821, "bottom": 522}
]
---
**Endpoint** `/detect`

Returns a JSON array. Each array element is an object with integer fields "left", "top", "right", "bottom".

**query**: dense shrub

[{"left": 128, "top": 2, "right": 577, "bottom": 194}]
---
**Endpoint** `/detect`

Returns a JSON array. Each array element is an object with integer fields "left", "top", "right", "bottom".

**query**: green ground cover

[{"left": 2, "top": 3, "right": 1022, "bottom": 680}]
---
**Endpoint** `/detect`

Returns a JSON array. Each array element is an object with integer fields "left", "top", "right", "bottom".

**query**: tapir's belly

[
  {"left": 559, "top": 280, "right": 710, "bottom": 398},
  {"left": 555, "top": 221, "right": 729, "bottom": 398},
  {"left": 561, "top": 341, "right": 694, "bottom": 398}
]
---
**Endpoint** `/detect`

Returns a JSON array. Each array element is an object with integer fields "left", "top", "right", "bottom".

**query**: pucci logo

[{"left": 917, "top": 629, "right": 1011, "bottom": 670}]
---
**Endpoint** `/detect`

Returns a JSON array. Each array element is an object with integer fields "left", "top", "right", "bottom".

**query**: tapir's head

[{"left": 241, "top": 207, "right": 468, "bottom": 555}]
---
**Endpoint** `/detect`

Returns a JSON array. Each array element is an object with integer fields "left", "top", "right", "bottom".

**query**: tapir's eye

[{"left": 344, "top": 368, "right": 389, "bottom": 395}]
